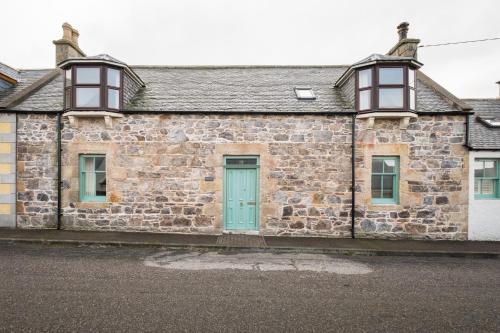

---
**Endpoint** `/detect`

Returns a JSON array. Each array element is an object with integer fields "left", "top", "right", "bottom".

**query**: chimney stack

[
  {"left": 387, "top": 22, "right": 420, "bottom": 59},
  {"left": 53, "top": 23, "right": 86, "bottom": 66},
  {"left": 397, "top": 22, "right": 409, "bottom": 41}
]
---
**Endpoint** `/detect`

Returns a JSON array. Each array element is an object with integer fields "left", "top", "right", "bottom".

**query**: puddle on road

[{"left": 144, "top": 251, "right": 373, "bottom": 274}]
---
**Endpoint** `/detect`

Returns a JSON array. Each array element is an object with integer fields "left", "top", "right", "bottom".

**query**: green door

[{"left": 224, "top": 157, "right": 259, "bottom": 231}]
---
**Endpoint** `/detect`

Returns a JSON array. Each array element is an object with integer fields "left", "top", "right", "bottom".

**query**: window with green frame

[
  {"left": 80, "top": 155, "right": 106, "bottom": 202},
  {"left": 372, "top": 156, "right": 399, "bottom": 204},
  {"left": 474, "top": 159, "right": 499, "bottom": 199}
]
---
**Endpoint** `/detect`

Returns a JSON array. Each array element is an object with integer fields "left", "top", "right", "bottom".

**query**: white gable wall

[{"left": 469, "top": 151, "right": 500, "bottom": 241}]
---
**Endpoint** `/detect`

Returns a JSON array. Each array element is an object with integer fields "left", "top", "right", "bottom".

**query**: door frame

[{"left": 223, "top": 155, "right": 260, "bottom": 232}]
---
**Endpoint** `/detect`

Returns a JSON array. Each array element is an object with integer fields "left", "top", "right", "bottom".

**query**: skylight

[{"left": 295, "top": 88, "right": 316, "bottom": 100}]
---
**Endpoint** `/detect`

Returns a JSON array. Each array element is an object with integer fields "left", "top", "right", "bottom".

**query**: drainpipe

[
  {"left": 464, "top": 114, "right": 470, "bottom": 148},
  {"left": 56, "top": 112, "right": 62, "bottom": 230},
  {"left": 351, "top": 114, "right": 356, "bottom": 239}
]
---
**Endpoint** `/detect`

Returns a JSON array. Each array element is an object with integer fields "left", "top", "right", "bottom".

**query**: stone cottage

[{"left": 0, "top": 22, "right": 478, "bottom": 239}]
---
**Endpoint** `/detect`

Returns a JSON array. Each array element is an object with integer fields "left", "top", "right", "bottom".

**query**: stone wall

[
  {"left": 57, "top": 114, "right": 353, "bottom": 236},
  {"left": 15, "top": 112, "right": 469, "bottom": 239},
  {"left": 16, "top": 114, "right": 58, "bottom": 228},
  {"left": 354, "top": 115, "right": 468, "bottom": 240}
]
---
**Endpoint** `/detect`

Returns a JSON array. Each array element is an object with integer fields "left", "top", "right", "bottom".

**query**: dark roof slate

[
  {"left": 0, "top": 69, "right": 52, "bottom": 106},
  {"left": 463, "top": 98, "right": 500, "bottom": 150},
  {"left": 6, "top": 65, "right": 465, "bottom": 114},
  {"left": 126, "top": 66, "right": 352, "bottom": 112}
]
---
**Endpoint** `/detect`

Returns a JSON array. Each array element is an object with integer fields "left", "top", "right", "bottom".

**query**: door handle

[{"left": 247, "top": 201, "right": 256, "bottom": 205}]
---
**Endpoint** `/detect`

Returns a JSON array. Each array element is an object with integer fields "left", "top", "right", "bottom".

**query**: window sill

[
  {"left": 75, "top": 201, "right": 110, "bottom": 209},
  {"left": 64, "top": 111, "right": 123, "bottom": 129},
  {"left": 357, "top": 111, "right": 417, "bottom": 130},
  {"left": 474, "top": 197, "right": 500, "bottom": 201}
]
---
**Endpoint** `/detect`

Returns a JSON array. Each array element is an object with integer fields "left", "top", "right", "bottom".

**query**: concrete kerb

[{"left": 1, "top": 237, "right": 499, "bottom": 259}]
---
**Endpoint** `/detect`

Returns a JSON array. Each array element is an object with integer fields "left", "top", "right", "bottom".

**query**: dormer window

[
  {"left": 64, "top": 65, "right": 122, "bottom": 110},
  {"left": 356, "top": 64, "right": 417, "bottom": 112}
]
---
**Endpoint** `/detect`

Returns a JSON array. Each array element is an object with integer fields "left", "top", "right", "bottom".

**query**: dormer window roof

[{"left": 60, "top": 54, "right": 144, "bottom": 111}]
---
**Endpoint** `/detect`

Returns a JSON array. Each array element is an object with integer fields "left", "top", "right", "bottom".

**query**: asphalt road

[{"left": 0, "top": 242, "right": 499, "bottom": 333}]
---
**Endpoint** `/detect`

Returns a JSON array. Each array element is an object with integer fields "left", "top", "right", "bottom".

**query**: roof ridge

[{"left": 129, "top": 65, "right": 350, "bottom": 69}]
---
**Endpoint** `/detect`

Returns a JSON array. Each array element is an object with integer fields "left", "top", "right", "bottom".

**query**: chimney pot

[
  {"left": 62, "top": 22, "right": 73, "bottom": 41},
  {"left": 71, "top": 28, "right": 79, "bottom": 46},
  {"left": 397, "top": 22, "right": 409, "bottom": 41}
]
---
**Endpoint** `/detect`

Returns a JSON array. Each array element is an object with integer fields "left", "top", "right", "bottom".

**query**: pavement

[
  {"left": 1, "top": 242, "right": 500, "bottom": 332},
  {"left": 0, "top": 228, "right": 500, "bottom": 258}
]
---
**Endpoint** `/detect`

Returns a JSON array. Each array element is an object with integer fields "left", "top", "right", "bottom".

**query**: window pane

[
  {"left": 379, "top": 68, "right": 404, "bottom": 85},
  {"left": 359, "top": 89, "right": 371, "bottom": 110},
  {"left": 372, "top": 175, "right": 382, "bottom": 198},
  {"left": 409, "top": 89, "right": 416, "bottom": 110},
  {"left": 481, "top": 179, "right": 495, "bottom": 195},
  {"left": 484, "top": 161, "right": 497, "bottom": 177},
  {"left": 65, "top": 89, "right": 71, "bottom": 109},
  {"left": 408, "top": 69, "right": 416, "bottom": 88},
  {"left": 84, "top": 157, "right": 94, "bottom": 172},
  {"left": 108, "top": 89, "right": 120, "bottom": 109},
  {"left": 372, "top": 159, "right": 383, "bottom": 173},
  {"left": 474, "top": 179, "right": 480, "bottom": 195},
  {"left": 226, "top": 158, "right": 258, "bottom": 165},
  {"left": 384, "top": 159, "right": 395, "bottom": 173},
  {"left": 65, "top": 69, "right": 72, "bottom": 86},
  {"left": 382, "top": 175, "right": 394, "bottom": 198},
  {"left": 107, "top": 68, "right": 121, "bottom": 87},
  {"left": 76, "top": 68, "right": 100, "bottom": 84},
  {"left": 83, "top": 172, "right": 95, "bottom": 197},
  {"left": 76, "top": 88, "right": 100, "bottom": 107},
  {"left": 95, "top": 172, "right": 106, "bottom": 196},
  {"left": 358, "top": 69, "right": 372, "bottom": 88},
  {"left": 474, "top": 161, "right": 484, "bottom": 178},
  {"left": 379, "top": 88, "right": 404, "bottom": 108},
  {"left": 95, "top": 157, "right": 106, "bottom": 171}
]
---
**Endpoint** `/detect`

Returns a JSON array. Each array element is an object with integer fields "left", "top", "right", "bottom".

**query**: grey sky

[{"left": 2, "top": 0, "right": 499, "bottom": 98}]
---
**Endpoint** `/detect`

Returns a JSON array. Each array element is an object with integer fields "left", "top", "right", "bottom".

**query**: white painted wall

[{"left": 469, "top": 151, "right": 500, "bottom": 241}]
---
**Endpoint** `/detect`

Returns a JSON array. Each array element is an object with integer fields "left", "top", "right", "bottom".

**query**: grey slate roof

[
  {"left": 464, "top": 98, "right": 500, "bottom": 150},
  {"left": 8, "top": 65, "right": 466, "bottom": 114},
  {"left": 0, "top": 69, "right": 52, "bottom": 106},
  {"left": 126, "top": 66, "right": 351, "bottom": 112}
]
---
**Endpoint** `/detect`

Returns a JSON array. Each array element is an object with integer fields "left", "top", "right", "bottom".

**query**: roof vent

[{"left": 294, "top": 87, "right": 316, "bottom": 100}]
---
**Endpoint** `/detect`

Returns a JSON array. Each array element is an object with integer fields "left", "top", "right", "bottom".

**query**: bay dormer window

[
  {"left": 355, "top": 64, "right": 417, "bottom": 113},
  {"left": 64, "top": 65, "right": 122, "bottom": 110}
]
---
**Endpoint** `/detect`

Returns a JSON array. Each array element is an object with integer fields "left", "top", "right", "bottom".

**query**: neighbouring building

[
  {"left": 465, "top": 91, "right": 500, "bottom": 240},
  {"left": 1, "top": 21, "right": 495, "bottom": 240}
]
